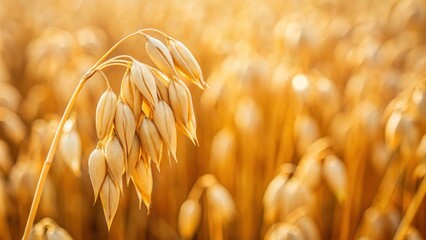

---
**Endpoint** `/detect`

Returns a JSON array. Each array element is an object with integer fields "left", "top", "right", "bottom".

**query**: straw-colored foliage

[{"left": 1, "top": 0, "right": 426, "bottom": 239}]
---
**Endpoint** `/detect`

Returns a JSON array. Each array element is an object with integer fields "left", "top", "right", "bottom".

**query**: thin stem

[
  {"left": 105, "top": 59, "right": 131, "bottom": 65},
  {"left": 22, "top": 75, "right": 89, "bottom": 240},
  {"left": 97, "top": 58, "right": 131, "bottom": 71},
  {"left": 22, "top": 29, "right": 146, "bottom": 240},
  {"left": 98, "top": 62, "right": 130, "bottom": 71},
  {"left": 393, "top": 175, "right": 426, "bottom": 240},
  {"left": 339, "top": 140, "right": 355, "bottom": 240},
  {"left": 106, "top": 54, "right": 136, "bottom": 63},
  {"left": 372, "top": 150, "right": 403, "bottom": 209},
  {"left": 98, "top": 70, "right": 111, "bottom": 89},
  {"left": 87, "top": 31, "right": 142, "bottom": 76},
  {"left": 98, "top": 59, "right": 132, "bottom": 68},
  {"left": 140, "top": 28, "right": 169, "bottom": 39},
  {"left": 188, "top": 174, "right": 217, "bottom": 201}
]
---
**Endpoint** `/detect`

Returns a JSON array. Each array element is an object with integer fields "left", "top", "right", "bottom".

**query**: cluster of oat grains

[
  {"left": 2, "top": 0, "right": 425, "bottom": 239},
  {"left": 85, "top": 30, "right": 206, "bottom": 229}
]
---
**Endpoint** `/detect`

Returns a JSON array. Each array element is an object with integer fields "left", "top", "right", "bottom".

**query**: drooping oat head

[{"left": 86, "top": 30, "right": 204, "bottom": 230}]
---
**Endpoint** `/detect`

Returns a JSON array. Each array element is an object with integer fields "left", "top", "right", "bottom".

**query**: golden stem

[
  {"left": 141, "top": 28, "right": 169, "bottom": 39},
  {"left": 22, "top": 75, "right": 88, "bottom": 240},
  {"left": 188, "top": 174, "right": 217, "bottom": 202},
  {"left": 98, "top": 62, "right": 130, "bottom": 71},
  {"left": 97, "top": 58, "right": 131, "bottom": 70},
  {"left": 87, "top": 31, "right": 142, "bottom": 76},
  {"left": 98, "top": 70, "right": 111, "bottom": 89},
  {"left": 105, "top": 54, "right": 136, "bottom": 63},
  {"left": 21, "top": 29, "right": 145, "bottom": 240},
  {"left": 393, "top": 174, "right": 426, "bottom": 240}
]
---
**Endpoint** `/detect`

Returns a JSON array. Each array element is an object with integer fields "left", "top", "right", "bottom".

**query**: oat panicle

[{"left": 23, "top": 28, "right": 205, "bottom": 238}]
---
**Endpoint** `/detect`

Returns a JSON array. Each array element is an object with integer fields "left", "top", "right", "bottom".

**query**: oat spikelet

[
  {"left": 412, "top": 84, "right": 426, "bottom": 122},
  {"left": 145, "top": 35, "right": 176, "bottom": 76},
  {"left": 132, "top": 159, "right": 153, "bottom": 210},
  {"left": 141, "top": 99, "right": 153, "bottom": 117},
  {"left": 88, "top": 146, "right": 107, "bottom": 202},
  {"left": 207, "top": 184, "right": 236, "bottom": 224},
  {"left": 385, "top": 111, "right": 403, "bottom": 151},
  {"left": 105, "top": 135, "right": 125, "bottom": 193},
  {"left": 296, "top": 156, "right": 321, "bottom": 190},
  {"left": 263, "top": 174, "right": 287, "bottom": 223},
  {"left": 126, "top": 134, "right": 141, "bottom": 184},
  {"left": 263, "top": 164, "right": 295, "bottom": 223},
  {"left": 96, "top": 88, "right": 118, "bottom": 139},
  {"left": 153, "top": 101, "right": 177, "bottom": 162},
  {"left": 99, "top": 174, "right": 120, "bottom": 231},
  {"left": 264, "top": 223, "right": 304, "bottom": 240},
  {"left": 276, "top": 177, "right": 314, "bottom": 219},
  {"left": 168, "top": 79, "right": 198, "bottom": 145},
  {"left": 131, "top": 60, "right": 158, "bottom": 107},
  {"left": 138, "top": 117, "right": 163, "bottom": 170},
  {"left": 151, "top": 68, "right": 171, "bottom": 104},
  {"left": 30, "top": 218, "right": 73, "bottom": 240},
  {"left": 167, "top": 38, "right": 207, "bottom": 89},
  {"left": 323, "top": 155, "right": 347, "bottom": 203},
  {"left": 178, "top": 199, "right": 202, "bottom": 239},
  {"left": 0, "top": 107, "right": 26, "bottom": 145},
  {"left": 292, "top": 213, "right": 321, "bottom": 240},
  {"left": 115, "top": 100, "right": 136, "bottom": 153},
  {"left": 120, "top": 72, "right": 143, "bottom": 117},
  {"left": 59, "top": 118, "right": 82, "bottom": 176}
]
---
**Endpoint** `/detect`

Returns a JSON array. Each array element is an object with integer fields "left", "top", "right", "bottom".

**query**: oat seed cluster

[{"left": 87, "top": 32, "right": 206, "bottom": 229}]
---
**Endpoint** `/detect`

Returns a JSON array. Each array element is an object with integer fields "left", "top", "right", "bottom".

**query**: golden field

[{"left": 0, "top": 0, "right": 426, "bottom": 239}]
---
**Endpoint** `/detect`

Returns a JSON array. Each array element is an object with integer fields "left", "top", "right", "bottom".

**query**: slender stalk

[
  {"left": 188, "top": 174, "right": 217, "bottom": 201},
  {"left": 103, "top": 54, "right": 136, "bottom": 63},
  {"left": 98, "top": 62, "right": 130, "bottom": 71},
  {"left": 142, "top": 28, "right": 169, "bottom": 38},
  {"left": 393, "top": 174, "right": 426, "bottom": 240},
  {"left": 22, "top": 75, "right": 88, "bottom": 240},
  {"left": 88, "top": 31, "right": 141, "bottom": 75},
  {"left": 339, "top": 127, "right": 360, "bottom": 240},
  {"left": 22, "top": 29, "right": 144, "bottom": 240},
  {"left": 98, "top": 70, "right": 112, "bottom": 89},
  {"left": 96, "top": 58, "right": 131, "bottom": 69}
]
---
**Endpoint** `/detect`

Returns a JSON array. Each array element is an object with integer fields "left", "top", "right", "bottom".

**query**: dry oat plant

[
  {"left": 1, "top": 0, "right": 426, "bottom": 239},
  {"left": 18, "top": 27, "right": 207, "bottom": 240}
]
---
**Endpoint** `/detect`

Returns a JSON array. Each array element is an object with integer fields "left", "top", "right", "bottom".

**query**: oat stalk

[
  {"left": 393, "top": 174, "right": 426, "bottom": 240},
  {"left": 22, "top": 75, "right": 88, "bottom": 240},
  {"left": 22, "top": 29, "right": 150, "bottom": 240}
]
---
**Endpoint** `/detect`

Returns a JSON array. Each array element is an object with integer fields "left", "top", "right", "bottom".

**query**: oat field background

[{"left": 1, "top": 0, "right": 426, "bottom": 239}]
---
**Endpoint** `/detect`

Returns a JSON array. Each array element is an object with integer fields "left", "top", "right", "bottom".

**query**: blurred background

[{"left": 1, "top": 0, "right": 426, "bottom": 239}]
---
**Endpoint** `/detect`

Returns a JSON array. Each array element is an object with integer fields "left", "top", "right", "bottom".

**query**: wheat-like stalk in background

[
  {"left": 1, "top": 0, "right": 426, "bottom": 239},
  {"left": 178, "top": 174, "right": 236, "bottom": 239}
]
